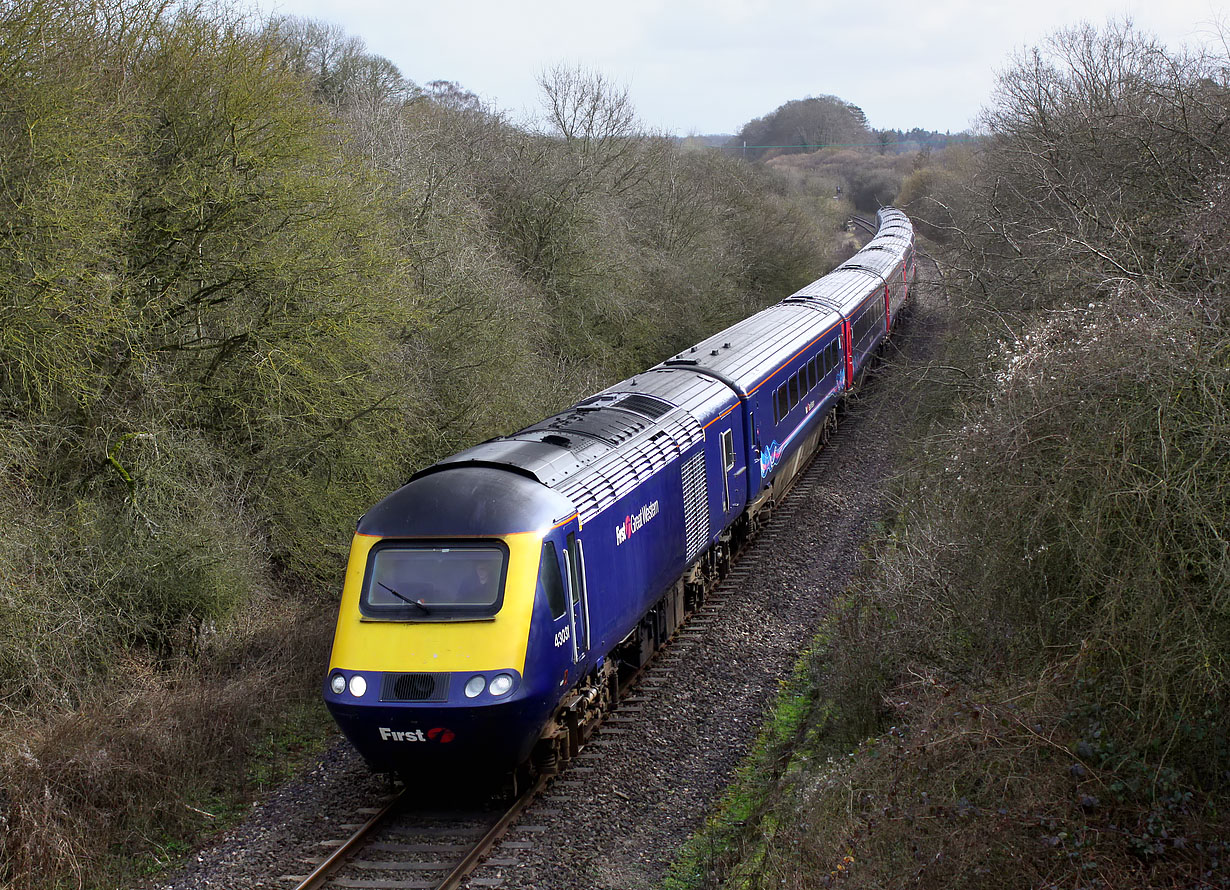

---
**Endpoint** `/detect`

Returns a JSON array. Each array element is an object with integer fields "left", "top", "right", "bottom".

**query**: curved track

[{"left": 288, "top": 351, "right": 877, "bottom": 890}]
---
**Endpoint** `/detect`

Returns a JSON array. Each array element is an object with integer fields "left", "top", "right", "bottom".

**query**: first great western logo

[{"left": 615, "top": 499, "right": 659, "bottom": 546}]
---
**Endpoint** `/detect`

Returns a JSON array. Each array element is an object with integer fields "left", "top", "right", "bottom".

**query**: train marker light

[
  {"left": 490, "top": 673, "right": 513, "bottom": 696},
  {"left": 330, "top": 673, "right": 346, "bottom": 695}
]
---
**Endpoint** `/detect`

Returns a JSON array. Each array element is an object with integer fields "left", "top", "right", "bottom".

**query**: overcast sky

[{"left": 249, "top": 0, "right": 1227, "bottom": 135}]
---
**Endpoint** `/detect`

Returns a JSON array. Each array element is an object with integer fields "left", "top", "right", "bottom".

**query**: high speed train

[{"left": 323, "top": 208, "right": 916, "bottom": 777}]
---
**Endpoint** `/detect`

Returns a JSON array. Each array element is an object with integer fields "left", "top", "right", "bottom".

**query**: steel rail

[
  {"left": 436, "top": 774, "right": 549, "bottom": 890},
  {"left": 293, "top": 788, "right": 407, "bottom": 890},
  {"left": 849, "top": 214, "right": 878, "bottom": 235}
]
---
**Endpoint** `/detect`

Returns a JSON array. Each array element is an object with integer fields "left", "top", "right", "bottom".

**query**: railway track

[
  {"left": 283, "top": 386, "right": 867, "bottom": 890},
  {"left": 288, "top": 775, "right": 545, "bottom": 890},
  {"left": 278, "top": 280, "right": 918, "bottom": 890}
]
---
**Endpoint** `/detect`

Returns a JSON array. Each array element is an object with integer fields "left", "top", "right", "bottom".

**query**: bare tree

[{"left": 964, "top": 20, "right": 1230, "bottom": 306}]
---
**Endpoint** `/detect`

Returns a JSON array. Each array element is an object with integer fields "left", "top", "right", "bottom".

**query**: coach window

[
  {"left": 777, "top": 384, "right": 788, "bottom": 421},
  {"left": 539, "top": 541, "right": 567, "bottom": 620},
  {"left": 788, "top": 374, "right": 799, "bottom": 409},
  {"left": 808, "top": 357, "right": 817, "bottom": 390}
]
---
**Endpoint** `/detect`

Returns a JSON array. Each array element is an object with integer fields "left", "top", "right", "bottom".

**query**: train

[{"left": 323, "top": 207, "right": 917, "bottom": 778}]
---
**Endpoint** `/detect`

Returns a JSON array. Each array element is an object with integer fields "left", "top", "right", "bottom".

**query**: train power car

[{"left": 323, "top": 208, "right": 917, "bottom": 777}]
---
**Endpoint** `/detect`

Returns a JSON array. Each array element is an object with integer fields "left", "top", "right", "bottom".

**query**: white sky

[{"left": 249, "top": 0, "right": 1228, "bottom": 135}]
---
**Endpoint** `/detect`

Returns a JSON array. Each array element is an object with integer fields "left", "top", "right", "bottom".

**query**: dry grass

[
  {"left": 0, "top": 599, "right": 334, "bottom": 889},
  {"left": 766, "top": 671, "right": 1230, "bottom": 890}
]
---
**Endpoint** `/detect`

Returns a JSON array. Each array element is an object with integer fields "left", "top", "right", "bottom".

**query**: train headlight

[
  {"left": 464, "top": 675, "right": 486, "bottom": 698},
  {"left": 348, "top": 674, "right": 367, "bottom": 697},
  {"left": 489, "top": 673, "right": 514, "bottom": 697},
  {"left": 329, "top": 673, "right": 346, "bottom": 695}
]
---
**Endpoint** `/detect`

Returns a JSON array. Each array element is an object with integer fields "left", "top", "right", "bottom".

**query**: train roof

[
  {"left": 836, "top": 244, "right": 901, "bottom": 279},
  {"left": 653, "top": 302, "right": 844, "bottom": 396},
  {"left": 415, "top": 390, "right": 711, "bottom": 525},
  {"left": 358, "top": 466, "right": 576, "bottom": 537},
  {"left": 786, "top": 267, "right": 886, "bottom": 316}
]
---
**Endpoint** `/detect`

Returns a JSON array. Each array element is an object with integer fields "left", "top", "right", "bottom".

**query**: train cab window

[
  {"left": 539, "top": 541, "right": 567, "bottom": 620},
  {"left": 788, "top": 374, "right": 799, "bottom": 409},
  {"left": 361, "top": 541, "right": 508, "bottom": 621}
]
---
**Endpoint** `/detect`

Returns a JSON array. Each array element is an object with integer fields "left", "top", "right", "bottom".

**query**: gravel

[{"left": 149, "top": 280, "right": 942, "bottom": 890}]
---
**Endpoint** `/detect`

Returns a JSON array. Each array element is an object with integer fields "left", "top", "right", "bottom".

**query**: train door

[
  {"left": 719, "top": 418, "right": 745, "bottom": 519},
  {"left": 843, "top": 320, "right": 855, "bottom": 389},
  {"left": 562, "top": 531, "right": 591, "bottom": 664}
]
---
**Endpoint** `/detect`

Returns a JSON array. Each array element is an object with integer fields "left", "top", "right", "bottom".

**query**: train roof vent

[
  {"left": 527, "top": 408, "right": 649, "bottom": 446},
  {"left": 617, "top": 394, "right": 674, "bottom": 419},
  {"left": 575, "top": 394, "right": 619, "bottom": 411},
  {"left": 556, "top": 412, "right": 704, "bottom": 523}
]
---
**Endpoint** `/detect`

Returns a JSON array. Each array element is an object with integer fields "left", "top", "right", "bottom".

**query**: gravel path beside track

[{"left": 151, "top": 278, "right": 942, "bottom": 890}]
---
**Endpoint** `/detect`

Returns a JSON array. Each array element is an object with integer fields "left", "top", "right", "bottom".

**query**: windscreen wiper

[{"left": 377, "top": 581, "right": 430, "bottom": 614}]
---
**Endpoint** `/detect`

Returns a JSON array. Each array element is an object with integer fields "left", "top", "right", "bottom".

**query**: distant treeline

[{"left": 719, "top": 96, "right": 969, "bottom": 160}]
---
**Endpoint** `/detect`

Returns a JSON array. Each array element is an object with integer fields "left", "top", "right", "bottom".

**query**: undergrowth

[{"left": 0, "top": 601, "right": 336, "bottom": 890}]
